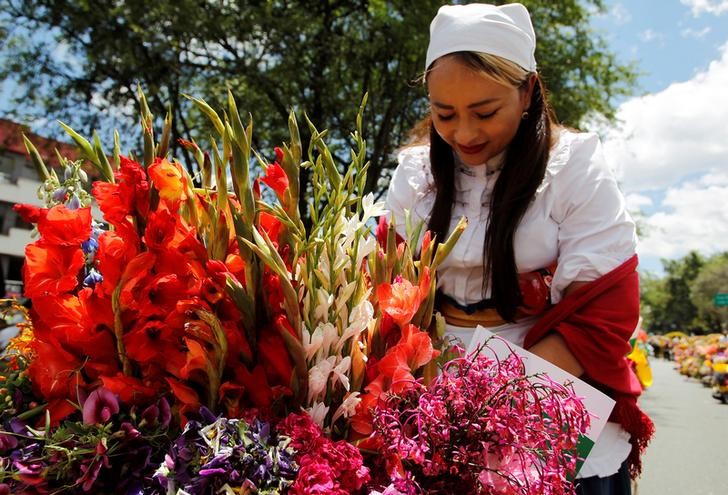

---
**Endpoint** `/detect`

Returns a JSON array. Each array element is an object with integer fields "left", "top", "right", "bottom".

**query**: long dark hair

[{"left": 424, "top": 52, "right": 556, "bottom": 321}]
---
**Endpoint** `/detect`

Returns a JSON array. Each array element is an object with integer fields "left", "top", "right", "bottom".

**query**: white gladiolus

[
  {"left": 361, "top": 193, "right": 388, "bottom": 223},
  {"left": 303, "top": 325, "right": 324, "bottom": 362},
  {"left": 314, "top": 288, "right": 334, "bottom": 322},
  {"left": 331, "top": 392, "right": 362, "bottom": 424},
  {"left": 356, "top": 235, "right": 377, "bottom": 268},
  {"left": 320, "top": 322, "right": 338, "bottom": 356},
  {"left": 335, "top": 280, "right": 358, "bottom": 313},
  {"left": 331, "top": 355, "right": 352, "bottom": 391},
  {"left": 306, "top": 402, "right": 330, "bottom": 429},
  {"left": 307, "top": 356, "right": 335, "bottom": 403},
  {"left": 337, "top": 300, "right": 373, "bottom": 353}
]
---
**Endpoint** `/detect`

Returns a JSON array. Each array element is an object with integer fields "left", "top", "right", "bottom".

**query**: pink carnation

[{"left": 277, "top": 412, "right": 323, "bottom": 454}]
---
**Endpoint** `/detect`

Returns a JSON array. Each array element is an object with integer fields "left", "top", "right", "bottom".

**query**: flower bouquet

[{"left": 0, "top": 90, "right": 589, "bottom": 494}]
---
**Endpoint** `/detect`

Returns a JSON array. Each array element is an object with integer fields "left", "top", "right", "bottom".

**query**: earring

[{"left": 521, "top": 111, "right": 530, "bottom": 120}]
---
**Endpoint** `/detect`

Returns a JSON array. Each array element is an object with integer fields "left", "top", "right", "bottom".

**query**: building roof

[{"left": 0, "top": 118, "right": 81, "bottom": 167}]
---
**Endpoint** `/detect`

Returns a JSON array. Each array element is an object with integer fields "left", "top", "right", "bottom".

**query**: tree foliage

[
  {"left": 0, "top": 0, "right": 637, "bottom": 208},
  {"left": 641, "top": 251, "right": 728, "bottom": 334},
  {"left": 689, "top": 253, "right": 728, "bottom": 331}
]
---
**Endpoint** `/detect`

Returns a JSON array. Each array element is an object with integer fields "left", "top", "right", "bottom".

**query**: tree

[
  {"left": 640, "top": 251, "right": 705, "bottom": 334},
  {"left": 0, "top": 0, "right": 637, "bottom": 214},
  {"left": 689, "top": 252, "right": 728, "bottom": 332}
]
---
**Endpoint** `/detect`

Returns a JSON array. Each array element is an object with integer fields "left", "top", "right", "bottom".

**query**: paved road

[{"left": 637, "top": 358, "right": 728, "bottom": 494}]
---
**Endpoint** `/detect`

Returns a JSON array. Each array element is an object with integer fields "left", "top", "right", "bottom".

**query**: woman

[{"left": 386, "top": 4, "right": 653, "bottom": 494}]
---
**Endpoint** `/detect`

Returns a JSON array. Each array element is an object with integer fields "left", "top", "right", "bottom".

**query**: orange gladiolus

[
  {"left": 180, "top": 337, "right": 213, "bottom": 380},
  {"left": 149, "top": 157, "right": 188, "bottom": 203},
  {"left": 376, "top": 268, "right": 431, "bottom": 328}
]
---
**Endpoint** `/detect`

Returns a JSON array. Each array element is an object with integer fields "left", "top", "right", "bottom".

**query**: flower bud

[
  {"left": 51, "top": 188, "right": 67, "bottom": 202},
  {"left": 67, "top": 194, "right": 81, "bottom": 210}
]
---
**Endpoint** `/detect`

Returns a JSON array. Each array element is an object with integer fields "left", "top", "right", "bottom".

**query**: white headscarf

[{"left": 425, "top": 3, "right": 537, "bottom": 72}]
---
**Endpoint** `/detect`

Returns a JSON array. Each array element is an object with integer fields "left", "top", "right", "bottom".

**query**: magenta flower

[
  {"left": 371, "top": 345, "right": 590, "bottom": 495},
  {"left": 0, "top": 432, "right": 18, "bottom": 452},
  {"left": 82, "top": 387, "right": 120, "bottom": 424}
]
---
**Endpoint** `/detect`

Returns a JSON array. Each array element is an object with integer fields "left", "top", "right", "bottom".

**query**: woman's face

[{"left": 427, "top": 56, "right": 533, "bottom": 166}]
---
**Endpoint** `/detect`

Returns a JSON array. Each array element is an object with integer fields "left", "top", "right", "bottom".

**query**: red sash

[{"left": 524, "top": 255, "right": 654, "bottom": 478}]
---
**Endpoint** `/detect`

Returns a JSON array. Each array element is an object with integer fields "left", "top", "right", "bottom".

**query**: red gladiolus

[
  {"left": 12, "top": 203, "right": 43, "bottom": 224},
  {"left": 96, "top": 228, "right": 140, "bottom": 294},
  {"left": 258, "top": 211, "right": 283, "bottom": 245},
  {"left": 263, "top": 272, "right": 285, "bottom": 315},
  {"left": 261, "top": 161, "right": 289, "bottom": 197},
  {"left": 124, "top": 319, "right": 184, "bottom": 365},
  {"left": 143, "top": 208, "right": 179, "bottom": 251},
  {"left": 28, "top": 338, "right": 87, "bottom": 402},
  {"left": 235, "top": 364, "right": 273, "bottom": 409},
  {"left": 180, "top": 338, "right": 213, "bottom": 380},
  {"left": 375, "top": 216, "right": 405, "bottom": 248},
  {"left": 23, "top": 242, "right": 85, "bottom": 298},
  {"left": 93, "top": 156, "right": 150, "bottom": 228},
  {"left": 100, "top": 374, "right": 158, "bottom": 404},
  {"left": 36, "top": 205, "right": 92, "bottom": 246},
  {"left": 31, "top": 292, "right": 118, "bottom": 379},
  {"left": 258, "top": 329, "right": 294, "bottom": 387}
]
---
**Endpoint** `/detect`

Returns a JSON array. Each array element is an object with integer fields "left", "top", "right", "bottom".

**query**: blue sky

[
  {"left": 588, "top": 1, "right": 728, "bottom": 274},
  {"left": 593, "top": 0, "right": 728, "bottom": 94}
]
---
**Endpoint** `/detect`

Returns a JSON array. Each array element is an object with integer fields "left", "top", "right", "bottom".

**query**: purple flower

[
  {"left": 140, "top": 397, "right": 171, "bottom": 428},
  {"left": 82, "top": 387, "right": 120, "bottom": 424},
  {"left": 81, "top": 236, "right": 99, "bottom": 254},
  {"left": 83, "top": 268, "right": 104, "bottom": 287},
  {"left": 67, "top": 193, "right": 82, "bottom": 210},
  {"left": 52, "top": 188, "right": 67, "bottom": 202}
]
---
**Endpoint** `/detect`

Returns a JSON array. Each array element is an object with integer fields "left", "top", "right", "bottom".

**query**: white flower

[
  {"left": 314, "top": 288, "right": 334, "bottom": 323},
  {"left": 356, "top": 234, "right": 377, "bottom": 267},
  {"left": 302, "top": 326, "right": 324, "bottom": 362},
  {"left": 331, "top": 355, "right": 352, "bottom": 391},
  {"left": 306, "top": 402, "right": 330, "bottom": 429},
  {"left": 320, "top": 322, "right": 338, "bottom": 357},
  {"left": 337, "top": 299, "right": 373, "bottom": 353},
  {"left": 362, "top": 193, "right": 388, "bottom": 222},
  {"left": 332, "top": 392, "right": 362, "bottom": 424},
  {"left": 335, "top": 280, "right": 358, "bottom": 313},
  {"left": 307, "top": 356, "right": 335, "bottom": 403}
]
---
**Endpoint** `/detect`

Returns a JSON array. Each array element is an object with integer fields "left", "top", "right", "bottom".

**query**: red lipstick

[{"left": 457, "top": 143, "right": 486, "bottom": 155}]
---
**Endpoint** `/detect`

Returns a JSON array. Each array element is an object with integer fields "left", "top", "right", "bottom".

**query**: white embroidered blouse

[{"left": 385, "top": 128, "right": 636, "bottom": 478}]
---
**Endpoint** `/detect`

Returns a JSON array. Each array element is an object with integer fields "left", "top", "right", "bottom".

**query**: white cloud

[
  {"left": 625, "top": 193, "right": 653, "bottom": 211},
  {"left": 637, "top": 172, "right": 728, "bottom": 259},
  {"left": 603, "top": 42, "right": 728, "bottom": 192},
  {"left": 680, "top": 26, "right": 712, "bottom": 39},
  {"left": 639, "top": 29, "right": 664, "bottom": 43},
  {"left": 610, "top": 3, "right": 632, "bottom": 25},
  {"left": 600, "top": 42, "right": 728, "bottom": 263},
  {"left": 681, "top": 0, "right": 728, "bottom": 16}
]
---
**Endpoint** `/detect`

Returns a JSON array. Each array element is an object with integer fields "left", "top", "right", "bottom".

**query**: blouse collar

[{"left": 454, "top": 150, "right": 506, "bottom": 179}]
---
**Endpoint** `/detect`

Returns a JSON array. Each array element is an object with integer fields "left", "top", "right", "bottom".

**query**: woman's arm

[
  {"left": 527, "top": 280, "right": 588, "bottom": 376},
  {"left": 528, "top": 332, "right": 584, "bottom": 377}
]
